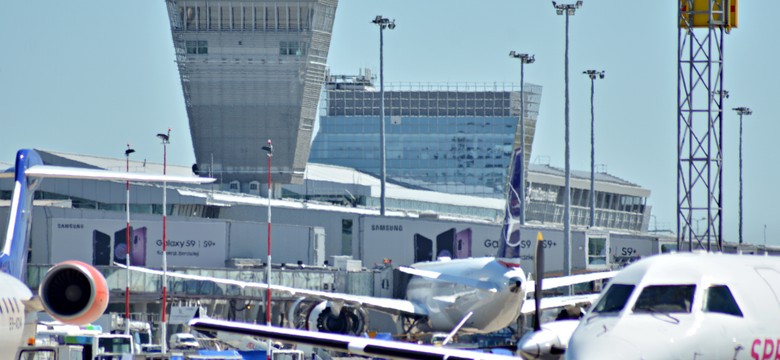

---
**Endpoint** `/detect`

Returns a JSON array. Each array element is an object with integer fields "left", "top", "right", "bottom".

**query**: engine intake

[
  {"left": 39, "top": 261, "right": 109, "bottom": 325},
  {"left": 289, "top": 300, "right": 367, "bottom": 335}
]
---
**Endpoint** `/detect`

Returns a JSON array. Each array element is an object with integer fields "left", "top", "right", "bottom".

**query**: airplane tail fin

[
  {"left": 0, "top": 149, "right": 43, "bottom": 280},
  {"left": 498, "top": 148, "right": 524, "bottom": 258}
]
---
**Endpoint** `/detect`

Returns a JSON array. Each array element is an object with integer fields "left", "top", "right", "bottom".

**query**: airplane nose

[
  {"left": 567, "top": 335, "right": 641, "bottom": 360},
  {"left": 517, "top": 329, "right": 564, "bottom": 359}
]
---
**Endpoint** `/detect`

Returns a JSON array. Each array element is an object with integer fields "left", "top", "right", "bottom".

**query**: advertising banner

[
  {"left": 361, "top": 217, "right": 503, "bottom": 267},
  {"left": 362, "top": 217, "right": 573, "bottom": 273},
  {"left": 51, "top": 218, "right": 227, "bottom": 268}
]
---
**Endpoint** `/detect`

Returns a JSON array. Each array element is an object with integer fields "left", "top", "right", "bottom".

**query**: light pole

[
  {"left": 508, "top": 51, "right": 535, "bottom": 225},
  {"left": 372, "top": 15, "right": 395, "bottom": 216},
  {"left": 733, "top": 107, "right": 751, "bottom": 247},
  {"left": 553, "top": 0, "right": 582, "bottom": 291},
  {"left": 261, "top": 139, "right": 273, "bottom": 359},
  {"left": 583, "top": 69, "right": 604, "bottom": 228},
  {"left": 156, "top": 129, "right": 170, "bottom": 354},
  {"left": 124, "top": 145, "right": 135, "bottom": 336}
]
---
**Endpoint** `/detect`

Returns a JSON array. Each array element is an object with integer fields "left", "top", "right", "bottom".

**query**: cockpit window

[
  {"left": 593, "top": 284, "right": 635, "bottom": 313},
  {"left": 703, "top": 285, "right": 743, "bottom": 317},
  {"left": 633, "top": 285, "right": 695, "bottom": 313}
]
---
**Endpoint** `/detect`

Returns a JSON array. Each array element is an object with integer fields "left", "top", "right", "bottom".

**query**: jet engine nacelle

[
  {"left": 289, "top": 299, "right": 367, "bottom": 335},
  {"left": 38, "top": 260, "right": 109, "bottom": 325}
]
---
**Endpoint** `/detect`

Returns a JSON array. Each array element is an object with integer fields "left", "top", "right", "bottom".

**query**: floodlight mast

[
  {"left": 372, "top": 15, "right": 395, "bottom": 216},
  {"left": 508, "top": 51, "right": 535, "bottom": 225},
  {"left": 732, "top": 107, "right": 751, "bottom": 248},
  {"left": 552, "top": 0, "right": 582, "bottom": 294},
  {"left": 156, "top": 128, "right": 170, "bottom": 354},
  {"left": 583, "top": 69, "right": 605, "bottom": 228},
  {"left": 124, "top": 144, "right": 135, "bottom": 336},
  {"left": 262, "top": 139, "right": 273, "bottom": 360}
]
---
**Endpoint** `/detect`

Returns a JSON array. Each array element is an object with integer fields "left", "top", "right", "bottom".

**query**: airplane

[
  {"left": 566, "top": 251, "right": 780, "bottom": 359},
  {"left": 0, "top": 148, "right": 214, "bottom": 359},
  {"left": 180, "top": 232, "right": 604, "bottom": 360},
  {"left": 122, "top": 251, "right": 614, "bottom": 337}
]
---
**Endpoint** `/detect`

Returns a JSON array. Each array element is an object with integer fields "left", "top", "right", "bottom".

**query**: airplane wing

[
  {"left": 520, "top": 293, "right": 599, "bottom": 314},
  {"left": 526, "top": 270, "right": 616, "bottom": 293},
  {"left": 119, "top": 264, "right": 427, "bottom": 317},
  {"left": 398, "top": 266, "right": 498, "bottom": 292},
  {"left": 190, "top": 318, "right": 516, "bottom": 360},
  {"left": 0, "top": 165, "right": 215, "bottom": 184}
]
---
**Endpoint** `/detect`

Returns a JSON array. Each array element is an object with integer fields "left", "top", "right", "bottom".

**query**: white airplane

[
  {"left": 123, "top": 238, "right": 614, "bottom": 338},
  {"left": 0, "top": 149, "right": 214, "bottom": 359},
  {"left": 565, "top": 251, "right": 780, "bottom": 359}
]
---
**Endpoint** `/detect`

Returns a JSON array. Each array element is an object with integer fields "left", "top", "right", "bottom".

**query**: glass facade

[{"left": 310, "top": 82, "right": 542, "bottom": 198}]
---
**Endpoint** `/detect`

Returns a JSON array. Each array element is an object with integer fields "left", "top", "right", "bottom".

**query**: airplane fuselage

[
  {"left": 0, "top": 272, "right": 32, "bottom": 360},
  {"left": 404, "top": 257, "right": 525, "bottom": 333},
  {"left": 568, "top": 252, "right": 780, "bottom": 359}
]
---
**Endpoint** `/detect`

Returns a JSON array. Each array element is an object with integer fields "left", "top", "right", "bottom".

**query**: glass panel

[
  {"left": 588, "top": 237, "right": 607, "bottom": 265},
  {"left": 341, "top": 219, "right": 353, "bottom": 255},
  {"left": 593, "top": 284, "right": 635, "bottom": 313},
  {"left": 703, "top": 285, "right": 743, "bottom": 316},
  {"left": 633, "top": 285, "right": 696, "bottom": 313}
]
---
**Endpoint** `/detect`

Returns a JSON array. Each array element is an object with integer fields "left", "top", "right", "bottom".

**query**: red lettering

[
  {"left": 776, "top": 339, "right": 780, "bottom": 360},
  {"left": 754, "top": 339, "right": 762, "bottom": 360},
  {"left": 765, "top": 338, "right": 775, "bottom": 360}
]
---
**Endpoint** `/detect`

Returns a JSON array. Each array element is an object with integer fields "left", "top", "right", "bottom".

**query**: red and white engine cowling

[
  {"left": 38, "top": 260, "right": 109, "bottom": 325},
  {"left": 289, "top": 299, "right": 367, "bottom": 335}
]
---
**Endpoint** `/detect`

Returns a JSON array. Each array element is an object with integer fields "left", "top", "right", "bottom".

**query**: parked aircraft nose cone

[{"left": 518, "top": 329, "right": 562, "bottom": 359}]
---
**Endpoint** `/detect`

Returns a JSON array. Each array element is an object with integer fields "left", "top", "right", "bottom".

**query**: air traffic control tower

[{"left": 164, "top": 0, "right": 338, "bottom": 191}]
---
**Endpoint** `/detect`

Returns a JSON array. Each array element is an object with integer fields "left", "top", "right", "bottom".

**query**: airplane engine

[
  {"left": 289, "top": 299, "right": 367, "bottom": 335},
  {"left": 38, "top": 260, "right": 109, "bottom": 325}
]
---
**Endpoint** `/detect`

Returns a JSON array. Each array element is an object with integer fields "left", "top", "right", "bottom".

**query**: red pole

[
  {"left": 162, "top": 140, "right": 167, "bottom": 345},
  {"left": 266, "top": 148, "right": 271, "bottom": 326},
  {"left": 125, "top": 144, "right": 133, "bottom": 334}
]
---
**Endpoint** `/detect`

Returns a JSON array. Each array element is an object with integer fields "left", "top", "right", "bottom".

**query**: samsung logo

[
  {"left": 371, "top": 224, "right": 403, "bottom": 232},
  {"left": 57, "top": 223, "right": 84, "bottom": 229}
]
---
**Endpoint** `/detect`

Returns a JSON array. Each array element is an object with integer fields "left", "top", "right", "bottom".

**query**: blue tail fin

[
  {"left": 0, "top": 149, "right": 43, "bottom": 280},
  {"left": 497, "top": 148, "right": 523, "bottom": 258}
]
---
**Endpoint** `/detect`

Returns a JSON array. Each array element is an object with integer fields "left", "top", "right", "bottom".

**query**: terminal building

[
  {"left": 164, "top": 0, "right": 338, "bottom": 186},
  {"left": 4, "top": 149, "right": 774, "bottom": 337},
  {"left": 310, "top": 73, "right": 542, "bottom": 199}
]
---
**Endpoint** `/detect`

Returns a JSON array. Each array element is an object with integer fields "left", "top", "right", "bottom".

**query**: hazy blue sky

[{"left": 0, "top": 1, "right": 777, "bottom": 245}]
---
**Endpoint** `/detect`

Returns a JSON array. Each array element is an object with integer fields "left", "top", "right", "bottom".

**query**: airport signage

[{"left": 50, "top": 218, "right": 227, "bottom": 268}]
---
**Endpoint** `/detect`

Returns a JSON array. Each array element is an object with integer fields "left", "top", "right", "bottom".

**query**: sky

[{"left": 0, "top": 1, "right": 777, "bottom": 246}]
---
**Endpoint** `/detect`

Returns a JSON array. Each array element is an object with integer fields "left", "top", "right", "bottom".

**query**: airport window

[
  {"left": 279, "top": 41, "right": 306, "bottom": 56},
  {"left": 593, "top": 284, "right": 634, "bottom": 313},
  {"left": 703, "top": 285, "right": 743, "bottom": 317},
  {"left": 633, "top": 285, "right": 695, "bottom": 313},
  {"left": 185, "top": 40, "right": 208, "bottom": 55},
  {"left": 587, "top": 236, "right": 608, "bottom": 266},
  {"left": 341, "top": 219, "right": 353, "bottom": 256}
]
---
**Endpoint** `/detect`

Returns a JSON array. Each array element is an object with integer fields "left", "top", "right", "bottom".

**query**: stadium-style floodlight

[
  {"left": 262, "top": 139, "right": 273, "bottom": 360},
  {"left": 552, "top": 1, "right": 582, "bottom": 294},
  {"left": 583, "top": 70, "right": 605, "bottom": 228},
  {"left": 732, "top": 107, "right": 752, "bottom": 248},
  {"left": 124, "top": 144, "right": 135, "bottom": 336},
  {"left": 156, "top": 128, "right": 170, "bottom": 354},
  {"left": 372, "top": 15, "right": 395, "bottom": 216},
  {"left": 508, "top": 51, "right": 535, "bottom": 225}
]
